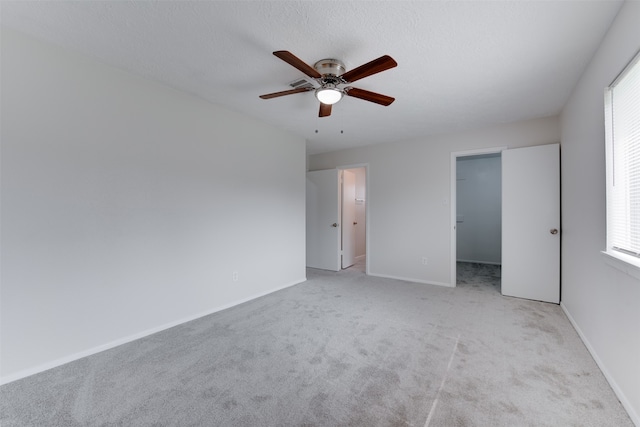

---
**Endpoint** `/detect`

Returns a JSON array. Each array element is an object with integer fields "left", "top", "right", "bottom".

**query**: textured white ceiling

[{"left": 1, "top": 1, "right": 623, "bottom": 154}]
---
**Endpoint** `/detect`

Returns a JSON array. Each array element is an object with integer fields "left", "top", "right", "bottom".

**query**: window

[{"left": 605, "top": 50, "right": 640, "bottom": 267}]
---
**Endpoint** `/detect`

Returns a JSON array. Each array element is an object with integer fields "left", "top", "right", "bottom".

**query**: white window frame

[{"left": 604, "top": 49, "right": 640, "bottom": 272}]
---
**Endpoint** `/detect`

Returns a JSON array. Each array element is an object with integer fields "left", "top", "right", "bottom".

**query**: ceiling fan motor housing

[{"left": 314, "top": 59, "right": 346, "bottom": 80}]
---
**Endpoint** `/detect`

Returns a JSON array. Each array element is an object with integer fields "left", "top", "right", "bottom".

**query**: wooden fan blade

[
  {"left": 259, "top": 87, "right": 311, "bottom": 99},
  {"left": 340, "top": 55, "right": 397, "bottom": 83},
  {"left": 345, "top": 87, "right": 395, "bottom": 106},
  {"left": 319, "top": 103, "right": 332, "bottom": 117},
  {"left": 273, "top": 51, "right": 322, "bottom": 79}
]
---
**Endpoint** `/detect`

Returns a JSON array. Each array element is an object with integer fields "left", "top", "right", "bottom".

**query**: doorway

[
  {"left": 450, "top": 144, "right": 560, "bottom": 303},
  {"left": 341, "top": 167, "right": 367, "bottom": 273},
  {"left": 450, "top": 147, "right": 505, "bottom": 287},
  {"left": 455, "top": 153, "right": 502, "bottom": 291},
  {"left": 306, "top": 165, "right": 368, "bottom": 273}
]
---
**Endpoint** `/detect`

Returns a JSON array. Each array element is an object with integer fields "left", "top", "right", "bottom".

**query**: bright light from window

[{"left": 605, "top": 50, "right": 640, "bottom": 262}]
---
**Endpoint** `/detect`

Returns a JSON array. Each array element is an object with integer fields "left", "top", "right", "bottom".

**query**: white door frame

[
  {"left": 450, "top": 147, "right": 506, "bottom": 286},
  {"left": 338, "top": 163, "right": 369, "bottom": 275}
]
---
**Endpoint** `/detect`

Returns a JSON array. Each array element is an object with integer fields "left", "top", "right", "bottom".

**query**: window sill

[{"left": 601, "top": 250, "right": 640, "bottom": 280}]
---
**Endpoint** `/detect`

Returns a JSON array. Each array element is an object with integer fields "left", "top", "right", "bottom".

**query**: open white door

[
  {"left": 342, "top": 170, "right": 356, "bottom": 268},
  {"left": 306, "top": 169, "right": 341, "bottom": 271},
  {"left": 502, "top": 144, "right": 560, "bottom": 303}
]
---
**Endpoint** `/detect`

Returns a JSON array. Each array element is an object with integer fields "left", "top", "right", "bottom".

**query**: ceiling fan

[{"left": 259, "top": 51, "right": 397, "bottom": 117}]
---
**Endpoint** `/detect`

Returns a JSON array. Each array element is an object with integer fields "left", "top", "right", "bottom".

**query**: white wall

[
  {"left": 0, "top": 29, "right": 306, "bottom": 382},
  {"left": 309, "top": 116, "right": 559, "bottom": 286},
  {"left": 560, "top": 2, "right": 640, "bottom": 423},
  {"left": 456, "top": 155, "right": 501, "bottom": 264}
]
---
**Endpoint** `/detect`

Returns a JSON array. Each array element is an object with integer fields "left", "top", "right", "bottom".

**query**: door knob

[
  {"left": 550, "top": 228, "right": 558, "bottom": 235},
  {"left": 331, "top": 223, "right": 338, "bottom": 227},
  {"left": 353, "top": 222, "right": 358, "bottom": 225}
]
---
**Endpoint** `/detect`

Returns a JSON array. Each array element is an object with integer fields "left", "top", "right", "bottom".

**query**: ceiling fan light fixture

[
  {"left": 315, "top": 87, "right": 343, "bottom": 105},
  {"left": 261, "top": 51, "right": 397, "bottom": 117}
]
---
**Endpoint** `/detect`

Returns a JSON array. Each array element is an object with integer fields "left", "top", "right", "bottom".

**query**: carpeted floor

[{"left": 0, "top": 263, "right": 633, "bottom": 426}]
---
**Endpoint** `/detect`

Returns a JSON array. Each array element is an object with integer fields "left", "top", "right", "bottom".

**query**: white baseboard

[
  {"left": 456, "top": 259, "right": 501, "bottom": 266},
  {"left": 560, "top": 302, "right": 639, "bottom": 426},
  {"left": 367, "top": 272, "right": 453, "bottom": 288},
  {"left": 0, "top": 277, "right": 307, "bottom": 386},
  {"left": 355, "top": 255, "right": 366, "bottom": 261}
]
